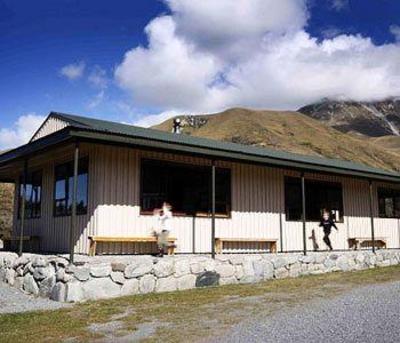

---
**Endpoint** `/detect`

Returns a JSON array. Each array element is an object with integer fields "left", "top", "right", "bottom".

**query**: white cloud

[
  {"left": 330, "top": 0, "right": 349, "bottom": 12},
  {"left": 390, "top": 25, "right": 400, "bottom": 42},
  {"left": 115, "top": 0, "right": 400, "bottom": 125},
  {"left": 60, "top": 61, "right": 86, "bottom": 80},
  {"left": 88, "top": 66, "right": 108, "bottom": 89},
  {"left": 133, "top": 110, "right": 181, "bottom": 127},
  {"left": 87, "top": 90, "right": 105, "bottom": 109},
  {"left": 0, "top": 114, "right": 45, "bottom": 150}
]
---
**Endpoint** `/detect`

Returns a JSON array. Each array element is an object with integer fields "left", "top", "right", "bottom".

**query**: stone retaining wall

[{"left": 1, "top": 250, "right": 399, "bottom": 303}]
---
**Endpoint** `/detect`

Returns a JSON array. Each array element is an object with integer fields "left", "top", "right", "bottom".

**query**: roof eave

[
  {"left": 69, "top": 128, "right": 400, "bottom": 184},
  {"left": 0, "top": 127, "right": 74, "bottom": 166}
]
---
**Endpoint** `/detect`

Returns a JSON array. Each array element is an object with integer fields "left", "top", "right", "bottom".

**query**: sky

[{"left": 1, "top": 0, "right": 400, "bottom": 149}]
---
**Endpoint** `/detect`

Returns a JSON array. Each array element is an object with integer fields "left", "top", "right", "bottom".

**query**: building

[{"left": 1, "top": 112, "right": 400, "bottom": 257}]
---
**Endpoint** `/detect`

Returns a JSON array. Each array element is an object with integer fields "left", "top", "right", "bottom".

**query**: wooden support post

[
  {"left": 18, "top": 160, "right": 28, "bottom": 257},
  {"left": 69, "top": 142, "right": 79, "bottom": 264},
  {"left": 211, "top": 161, "right": 216, "bottom": 258},
  {"left": 301, "top": 173, "right": 307, "bottom": 256},
  {"left": 369, "top": 180, "right": 376, "bottom": 253}
]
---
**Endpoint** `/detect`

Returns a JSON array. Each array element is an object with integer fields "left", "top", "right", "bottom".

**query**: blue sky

[{"left": 1, "top": 0, "right": 400, "bottom": 149}]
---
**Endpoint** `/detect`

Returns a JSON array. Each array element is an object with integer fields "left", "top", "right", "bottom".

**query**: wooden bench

[
  {"left": 2, "top": 235, "right": 40, "bottom": 252},
  {"left": 348, "top": 237, "right": 387, "bottom": 250},
  {"left": 88, "top": 236, "right": 177, "bottom": 256},
  {"left": 215, "top": 238, "right": 278, "bottom": 254}
]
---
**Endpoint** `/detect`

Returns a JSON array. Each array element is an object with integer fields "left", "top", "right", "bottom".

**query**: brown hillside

[
  {"left": 0, "top": 183, "right": 14, "bottom": 239},
  {"left": 153, "top": 108, "right": 400, "bottom": 172}
]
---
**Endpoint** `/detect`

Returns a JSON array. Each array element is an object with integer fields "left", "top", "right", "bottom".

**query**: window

[
  {"left": 378, "top": 188, "right": 400, "bottom": 218},
  {"left": 140, "top": 159, "right": 231, "bottom": 216},
  {"left": 54, "top": 158, "right": 88, "bottom": 216},
  {"left": 285, "top": 177, "right": 344, "bottom": 222},
  {"left": 18, "top": 170, "right": 42, "bottom": 219}
]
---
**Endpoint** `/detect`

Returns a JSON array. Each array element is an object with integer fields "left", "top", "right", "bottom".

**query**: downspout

[
  {"left": 211, "top": 160, "right": 216, "bottom": 259},
  {"left": 301, "top": 172, "right": 307, "bottom": 255},
  {"left": 69, "top": 142, "right": 80, "bottom": 264},
  {"left": 368, "top": 180, "right": 376, "bottom": 253},
  {"left": 18, "top": 159, "right": 28, "bottom": 256}
]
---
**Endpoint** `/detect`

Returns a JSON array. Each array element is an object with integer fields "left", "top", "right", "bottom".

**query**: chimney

[{"left": 173, "top": 118, "right": 182, "bottom": 134}]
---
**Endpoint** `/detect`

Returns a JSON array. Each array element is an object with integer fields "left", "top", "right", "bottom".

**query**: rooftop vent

[{"left": 173, "top": 118, "right": 182, "bottom": 134}]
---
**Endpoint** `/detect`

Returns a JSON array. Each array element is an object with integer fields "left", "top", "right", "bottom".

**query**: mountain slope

[
  {"left": 153, "top": 107, "right": 400, "bottom": 172},
  {"left": 298, "top": 99, "right": 400, "bottom": 137},
  {"left": 0, "top": 183, "right": 14, "bottom": 239}
]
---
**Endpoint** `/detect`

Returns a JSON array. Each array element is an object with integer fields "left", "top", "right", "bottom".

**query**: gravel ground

[
  {"left": 219, "top": 281, "right": 400, "bottom": 343},
  {"left": 0, "top": 283, "right": 70, "bottom": 314}
]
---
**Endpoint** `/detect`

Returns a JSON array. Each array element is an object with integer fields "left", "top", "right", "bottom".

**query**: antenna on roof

[{"left": 173, "top": 118, "right": 182, "bottom": 134}]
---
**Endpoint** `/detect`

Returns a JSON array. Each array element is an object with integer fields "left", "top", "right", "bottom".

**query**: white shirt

[{"left": 159, "top": 208, "right": 173, "bottom": 232}]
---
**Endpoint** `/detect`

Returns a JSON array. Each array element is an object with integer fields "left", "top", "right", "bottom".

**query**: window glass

[
  {"left": 284, "top": 177, "right": 344, "bottom": 222},
  {"left": 19, "top": 170, "right": 42, "bottom": 219},
  {"left": 140, "top": 159, "right": 231, "bottom": 215},
  {"left": 54, "top": 158, "right": 88, "bottom": 216},
  {"left": 378, "top": 188, "right": 400, "bottom": 218}
]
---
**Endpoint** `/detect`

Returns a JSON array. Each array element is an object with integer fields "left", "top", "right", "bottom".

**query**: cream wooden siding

[
  {"left": 12, "top": 143, "right": 400, "bottom": 254},
  {"left": 31, "top": 117, "right": 69, "bottom": 142},
  {"left": 13, "top": 144, "right": 96, "bottom": 254}
]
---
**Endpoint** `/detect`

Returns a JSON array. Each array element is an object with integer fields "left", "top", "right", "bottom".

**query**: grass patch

[{"left": 2, "top": 265, "right": 400, "bottom": 342}]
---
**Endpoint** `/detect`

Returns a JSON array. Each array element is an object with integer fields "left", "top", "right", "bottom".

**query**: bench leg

[
  {"left": 89, "top": 240, "right": 97, "bottom": 256},
  {"left": 270, "top": 242, "right": 277, "bottom": 254},
  {"left": 215, "top": 239, "right": 223, "bottom": 254}
]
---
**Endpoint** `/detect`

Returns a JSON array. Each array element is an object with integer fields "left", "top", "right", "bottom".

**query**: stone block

[
  {"left": 65, "top": 281, "right": 84, "bottom": 302},
  {"left": 90, "top": 263, "right": 112, "bottom": 278},
  {"left": 154, "top": 260, "right": 174, "bottom": 278},
  {"left": 174, "top": 259, "right": 190, "bottom": 277},
  {"left": 215, "top": 263, "right": 235, "bottom": 278},
  {"left": 111, "top": 271, "right": 126, "bottom": 285},
  {"left": 121, "top": 279, "right": 139, "bottom": 296},
  {"left": 139, "top": 274, "right": 156, "bottom": 294},
  {"left": 155, "top": 277, "right": 177, "bottom": 293},
  {"left": 220, "top": 276, "right": 238, "bottom": 286},
  {"left": 50, "top": 282, "right": 66, "bottom": 302},
  {"left": 82, "top": 278, "right": 121, "bottom": 301},
  {"left": 274, "top": 267, "right": 289, "bottom": 279},
  {"left": 23, "top": 274, "right": 39, "bottom": 295},
  {"left": 39, "top": 275, "right": 56, "bottom": 297},
  {"left": 125, "top": 261, "right": 153, "bottom": 279},
  {"left": 177, "top": 274, "right": 196, "bottom": 290},
  {"left": 195, "top": 271, "right": 220, "bottom": 287},
  {"left": 111, "top": 262, "right": 127, "bottom": 272}
]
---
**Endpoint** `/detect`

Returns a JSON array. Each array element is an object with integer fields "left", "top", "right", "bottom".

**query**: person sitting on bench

[
  {"left": 153, "top": 202, "right": 174, "bottom": 257},
  {"left": 319, "top": 210, "right": 338, "bottom": 251}
]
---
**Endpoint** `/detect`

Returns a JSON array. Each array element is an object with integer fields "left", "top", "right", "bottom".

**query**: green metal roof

[{"left": 1, "top": 111, "right": 400, "bottom": 183}]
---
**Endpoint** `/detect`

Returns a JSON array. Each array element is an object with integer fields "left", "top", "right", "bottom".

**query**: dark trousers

[{"left": 323, "top": 231, "right": 333, "bottom": 250}]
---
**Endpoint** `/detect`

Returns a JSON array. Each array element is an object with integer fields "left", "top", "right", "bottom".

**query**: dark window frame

[
  {"left": 139, "top": 159, "right": 232, "bottom": 217},
  {"left": 378, "top": 187, "right": 400, "bottom": 219},
  {"left": 53, "top": 157, "right": 89, "bottom": 217},
  {"left": 18, "top": 169, "right": 42, "bottom": 219},
  {"left": 284, "top": 176, "right": 344, "bottom": 223}
]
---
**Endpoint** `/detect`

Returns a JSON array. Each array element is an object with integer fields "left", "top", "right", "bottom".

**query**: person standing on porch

[
  {"left": 319, "top": 210, "right": 338, "bottom": 251},
  {"left": 153, "top": 202, "right": 173, "bottom": 257}
]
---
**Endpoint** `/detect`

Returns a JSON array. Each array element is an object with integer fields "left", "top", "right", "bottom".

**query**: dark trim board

[{"left": 0, "top": 111, "right": 400, "bottom": 184}]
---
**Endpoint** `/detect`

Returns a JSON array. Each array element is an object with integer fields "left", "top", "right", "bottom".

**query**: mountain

[
  {"left": 0, "top": 150, "right": 14, "bottom": 240},
  {"left": 298, "top": 99, "right": 400, "bottom": 137},
  {"left": 0, "top": 183, "right": 14, "bottom": 239},
  {"left": 153, "top": 107, "right": 400, "bottom": 172}
]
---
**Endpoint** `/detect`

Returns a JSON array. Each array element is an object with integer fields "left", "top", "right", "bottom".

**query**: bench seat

[
  {"left": 348, "top": 237, "right": 387, "bottom": 250},
  {"left": 215, "top": 237, "right": 278, "bottom": 254},
  {"left": 88, "top": 236, "right": 177, "bottom": 256}
]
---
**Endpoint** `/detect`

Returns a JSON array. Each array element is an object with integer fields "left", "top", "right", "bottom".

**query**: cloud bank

[
  {"left": 60, "top": 61, "right": 86, "bottom": 80},
  {"left": 115, "top": 0, "right": 400, "bottom": 125},
  {"left": 0, "top": 114, "right": 45, "bottom": 150}
]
